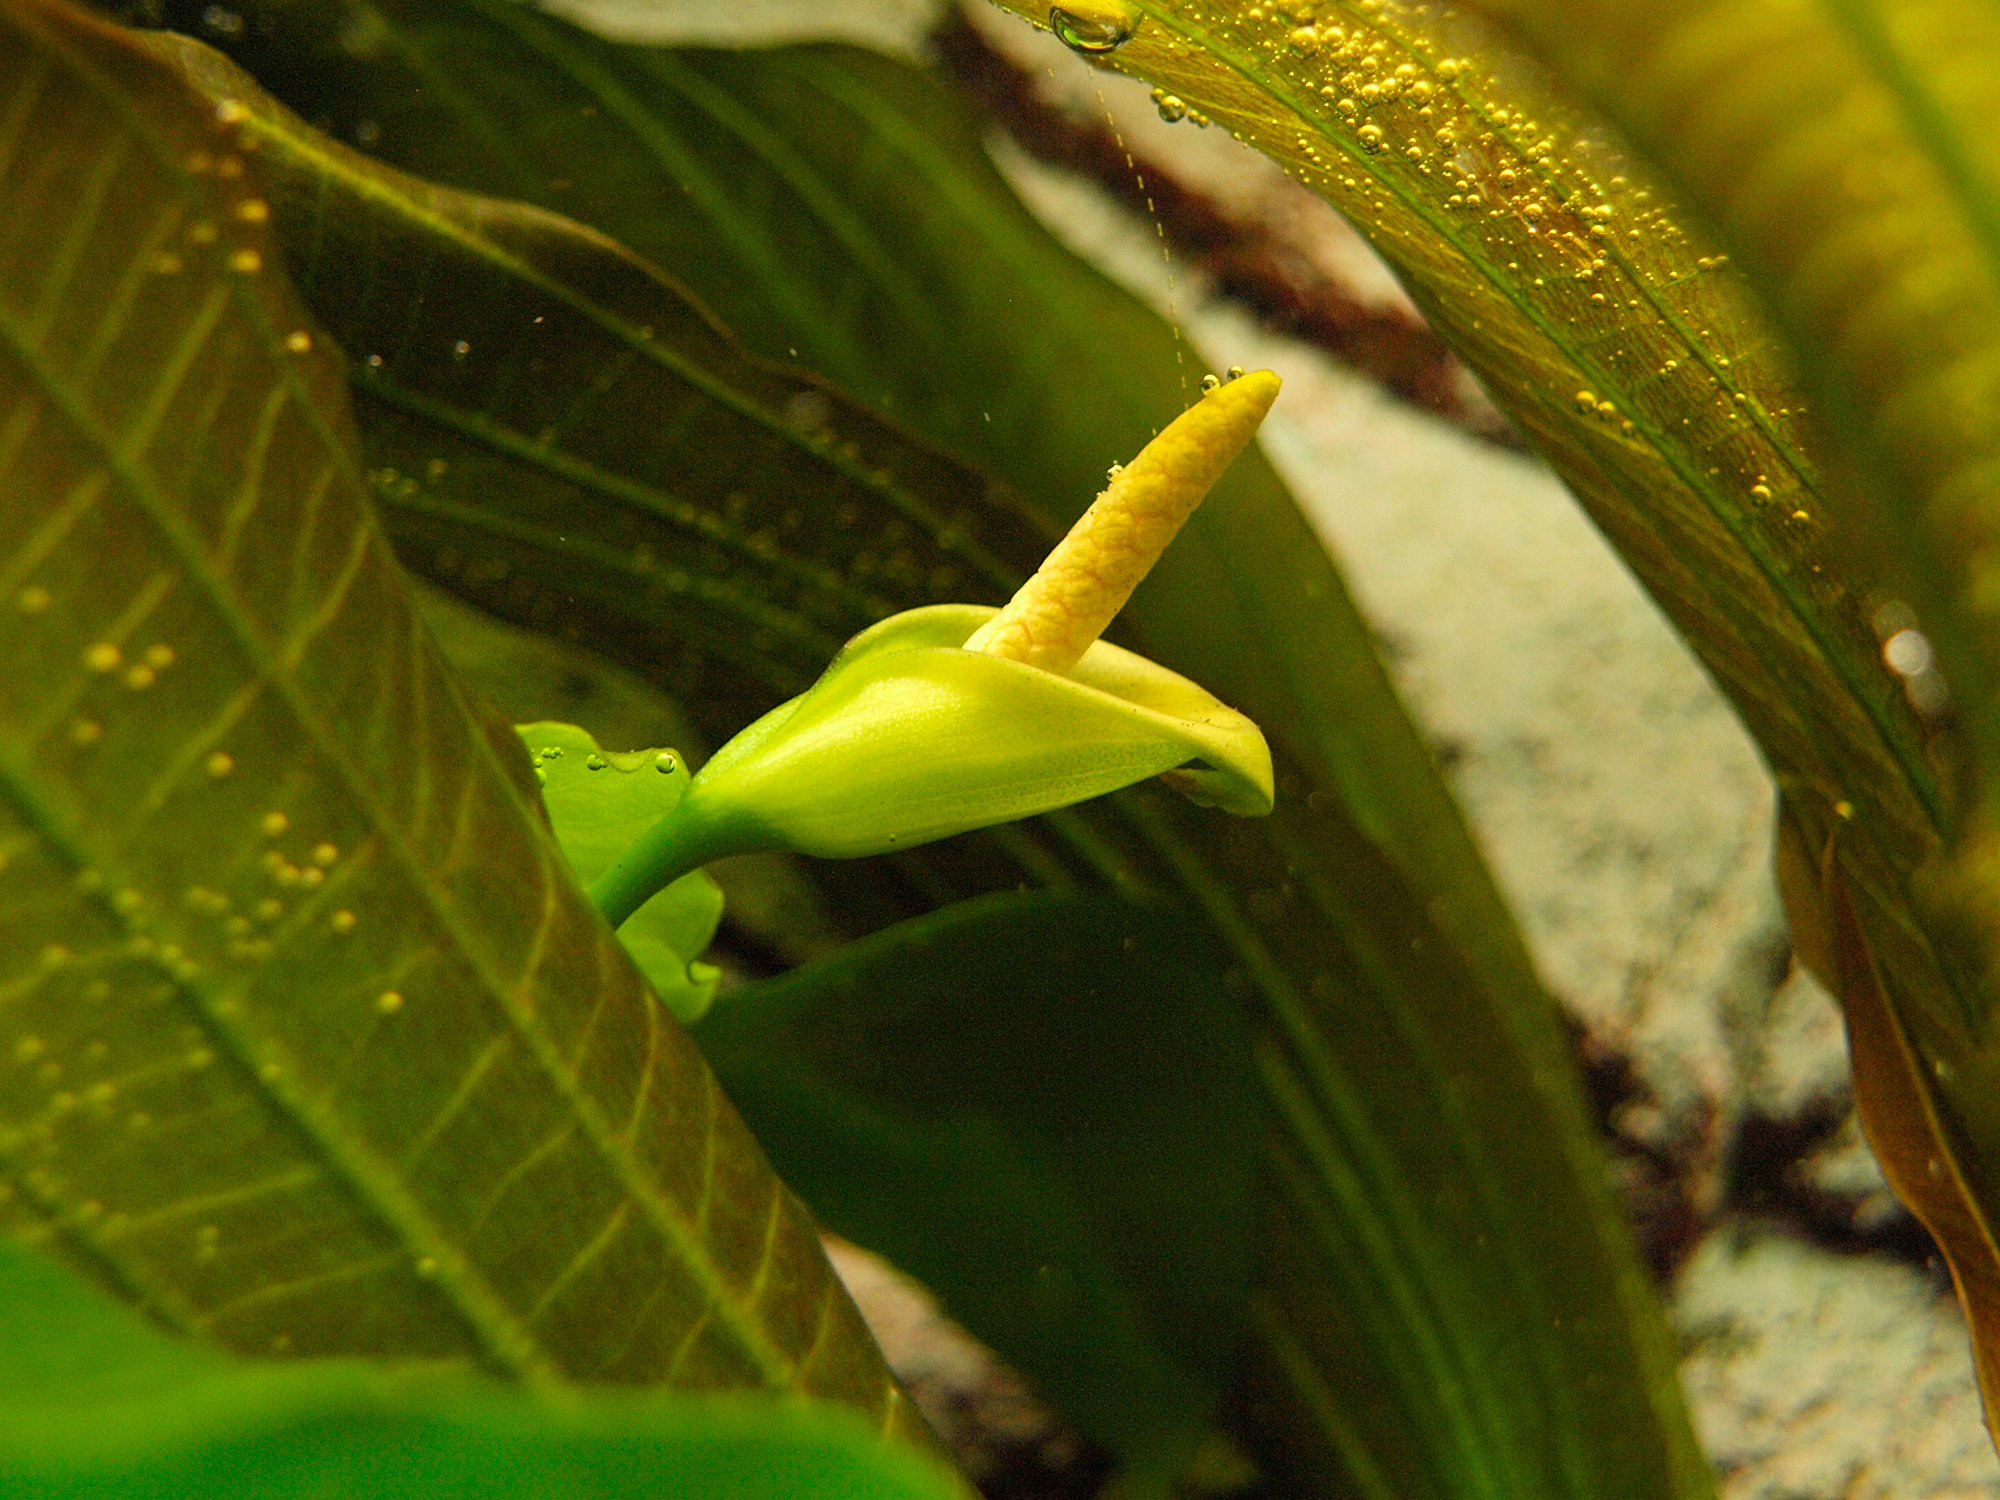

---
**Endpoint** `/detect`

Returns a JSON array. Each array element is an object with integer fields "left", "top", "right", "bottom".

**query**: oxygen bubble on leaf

[
  {"left": 1050, "top": 0, "right": 1140, "bottom": 53},
  {"left": 1885, "top": 628, "right": 1935, "bottom": 677}
]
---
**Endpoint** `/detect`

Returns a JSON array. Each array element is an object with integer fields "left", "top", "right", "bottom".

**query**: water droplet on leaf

[{"left": 1050, "top": 0, "right": 1140, "bottom": 53}]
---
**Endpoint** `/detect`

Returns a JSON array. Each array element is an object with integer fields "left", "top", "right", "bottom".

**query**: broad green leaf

[
  {"left": 127, "top": 9, "right": 1710, "bottom": 1498},
  {"left": 695, "top": 889, "right": 1260, "bottom": 1494},
  {"left": 0, "top": 1237, "right": 964, "bottom": 1500},
  {"left": 1398, "top": 0, "right": 2000, "bottom": 1442},
  {"left": 517, "top": 721, "right": 723, "bottom": 1022},
  {"left": 0, "top": 0, "right": 938, "bottom": 1458}
]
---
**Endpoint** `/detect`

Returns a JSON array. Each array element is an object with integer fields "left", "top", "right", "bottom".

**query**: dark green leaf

[
  {"left": 0, "top": 1237, "right": 963, "bottom": 1500},
  {"left": 0, "top": 0, "right": 936, "bottom": 1457},
  {"left": 965, "top": 0, "right": 1939, "bottom": 935},
  {"left": 696, "top": 890, "right": 1259, "bottom": 1490},
  {"left": 145, "top": 25, "right": 1055, "bottom": 745}
]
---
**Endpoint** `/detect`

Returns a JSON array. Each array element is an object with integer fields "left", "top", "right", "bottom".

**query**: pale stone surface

[
  {"left": 1678, "top": 1231, "right": 1997, "bottom": 1500},
  {"left": 1746, "top": 962, "right": 1853, "bottom": 1122},
  {"left": 541, "top": 0, "right": 947, "bottom": 54}
]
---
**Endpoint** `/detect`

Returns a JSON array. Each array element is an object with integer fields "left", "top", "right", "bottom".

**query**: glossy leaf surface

[
  {"left": 145, "top": 26, "right": 1050, "bottom": 746},
  {"left": 0, "top": 0, "right": 932, "bottom": 1453},
  {"left": 697, "top": 889, "right": 1259, "bottom": 1490},
  {"left": 0, "top": 1237, "right": 963, "bottom": 1500},
  {"left": 518, "top": 722, "right": 722, "bottom": 1023},
  {"left": 122, "top": 7, "right": 1708, "bottom": 1498}
]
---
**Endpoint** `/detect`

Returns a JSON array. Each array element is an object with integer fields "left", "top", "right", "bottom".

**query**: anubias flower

[{"left": 592, "top": 372, "right": 1280, "bottom": 928}]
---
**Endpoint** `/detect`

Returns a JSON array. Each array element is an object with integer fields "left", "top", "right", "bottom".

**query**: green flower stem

[{"left": 587, "top": 798, "right": 753, "bottom": 929}]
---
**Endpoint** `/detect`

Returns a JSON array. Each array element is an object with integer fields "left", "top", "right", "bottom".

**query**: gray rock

[{"left": 1677, "top": 1229, "right": 1999, "bottom": 1497}]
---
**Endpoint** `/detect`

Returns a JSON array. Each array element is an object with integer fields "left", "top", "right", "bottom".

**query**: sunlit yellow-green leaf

[
  {"left": 0, "top": 0, "right": 936, "bottom": 1457},
  {"left": 1428, "top": 0, "right": 2000, "bottom": 1445}
]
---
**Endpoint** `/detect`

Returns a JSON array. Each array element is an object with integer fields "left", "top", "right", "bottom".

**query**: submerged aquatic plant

[
  {"left": 590, "top": 372, "right": 1278, "bottom": 926},
  {"left": 7, "top": 0, "right": 2000, "bottom": 1494}
]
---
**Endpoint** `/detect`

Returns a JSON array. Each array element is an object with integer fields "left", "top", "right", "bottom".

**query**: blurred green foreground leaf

[{"left": 0, "top": 1237, "right": 962, "bottom": 1500}]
